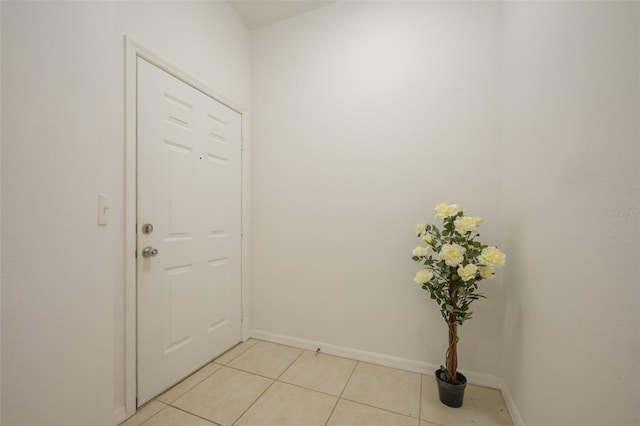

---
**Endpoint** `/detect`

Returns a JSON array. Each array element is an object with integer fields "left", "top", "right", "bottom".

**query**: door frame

[{"left": 123, "top": 36, "right": 250, "bottom": 418}]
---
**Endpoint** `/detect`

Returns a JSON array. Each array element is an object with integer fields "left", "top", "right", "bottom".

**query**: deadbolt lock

[{"left": 142, "top": 223, "right": 154, "bottom": 235}]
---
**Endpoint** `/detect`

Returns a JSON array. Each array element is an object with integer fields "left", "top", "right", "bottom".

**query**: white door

[{"left": 136, "top": 58, "right": 242, "bottom": 405}]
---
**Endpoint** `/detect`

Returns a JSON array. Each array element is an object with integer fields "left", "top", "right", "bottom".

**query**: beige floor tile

[
  {"left": 119, "top": 400, "right": 166, "bottom": 426},
  {"left": 126, "top": 341, "right": 510, "bottom": 426},
  {"left": 279, "top": 351, "right": 357, "bottom": 396},
  {"left": 228, "top": 340, "right": 303, "bottom": 378},
  {"left": 421, "top": 376, "right": 513, "bottom": 426},
  {"left": 157, "top": 361, "right": 222, "bottom": 404},
  {"left": 172, "top": 367, "right": 273, "bottom": 426},
  {"left": 141, "top": 406, "right": 215, "bottom": 426},
  {"left": 327, "top": 399, "right": 419, "bottom": 426},
  {"left": 342, "top": 362, "right": 421, "bottom": 418},
  {"left": 215, "top": 339, "right": 258, "bottom": 364},
  {"left": 234, "top": 381, "right": 337, "bottom": 426}
]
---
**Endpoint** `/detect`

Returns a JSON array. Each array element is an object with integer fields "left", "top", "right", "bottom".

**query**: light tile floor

[{"left": 122, "top": 339, "right": 513, "bottom": 426}]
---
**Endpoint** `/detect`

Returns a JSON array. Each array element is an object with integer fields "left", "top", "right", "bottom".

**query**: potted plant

[{"left": 412, "top": 203, "right": 505, "bottom": 408}]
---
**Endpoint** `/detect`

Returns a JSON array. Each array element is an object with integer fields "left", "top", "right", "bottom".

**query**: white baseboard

[
  {"left": 498, "top": 378, "right": 525, "bottom": 426},
  {"left": 113, "top": 405, "right": 127, "bottom": 426},
  {"left": 251, "top": 328, "right": 440, "bottom": 377},
  {"left": 249, "top": 329, "right": 503, "bottom": 389}
]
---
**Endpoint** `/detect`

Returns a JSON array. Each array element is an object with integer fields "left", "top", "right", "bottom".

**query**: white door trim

[{"left": 123, "top": 36, "right": 250, "bottom": 419}]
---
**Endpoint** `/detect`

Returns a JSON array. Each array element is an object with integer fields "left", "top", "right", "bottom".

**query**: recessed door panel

[
  {"left": 205, "top": 154, "right": 227, "bottom": 234},
  {"left": 164, "top": 265, "right": 195, "bottom": 354},
  {"left": 165, "top": 141, "right": 196, "bottom": 237},
  {"left": 206, "top": 259, "right": 228, "bottom": 332}
]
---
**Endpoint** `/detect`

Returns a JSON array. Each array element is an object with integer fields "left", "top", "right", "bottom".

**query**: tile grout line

[
  {"left": 216, "top": 339, "right": 258, "bottom": 365},
  {"left": 225, "top": 348, "right": 374, "bottom": 402},
  {"left": 276, "top": 377, "right": 346, "bottom": 399},
  {"left": 275, "top": 348, "right": 306, "bottom": 381},
  {"left": 150, "top": 339, "right": 257, "bottom": 409},
  {"left": 323, "top": 360, "right": 360, "bottom": 426},
  {"left": 170, "top": 405, "right": 225, "bottom": 426},
  {"left": 158, "top": 363, "right": 224, "bottom": 405},
  {"left": 137, "top": 404, "right": 223, "bottom": 426},
  {"left": 338, "top": 395, "right": 423, "bottom": 421},
  {"left": 274, "top": 348, "right": 357, "bottom": 398},
  {"left": 229, "top": 374, "right": 277, "bottom": 425},
  {"left": 221, "top": 345, "right": 419, "bottom": 424},
  {"left": 157, "top": 341, "right": 263, "bottom": 426},
  {"left": 330, "top": 361, "right": 423, "bottom": 421},
  {"left": 222, "top": 363, "right": 283, "bottom": 382},
  {"left": 220, "top": 349, "right": 352, "bottom": 398},
  {"left": 230, "top": 347, "right": 306, "bottom": 425},
  {"left": 136, "top": 405, "right": 169, "bottom": 426},
  {"left": 126, "top": 398, "right": 168, "bottom": 423}
]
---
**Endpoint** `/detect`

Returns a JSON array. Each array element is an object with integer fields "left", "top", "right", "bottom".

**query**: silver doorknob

[{"left": 141, "top": 247, "right": 159, "bottom": 258}]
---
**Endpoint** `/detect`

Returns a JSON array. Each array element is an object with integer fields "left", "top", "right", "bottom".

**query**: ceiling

[{"left": 229, "top": 1, "right": 336, "bottom": 30}]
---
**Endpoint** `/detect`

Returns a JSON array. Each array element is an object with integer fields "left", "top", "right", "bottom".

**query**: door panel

[{"left": 137, "top": 58, "right": 242, "bottom": 405}]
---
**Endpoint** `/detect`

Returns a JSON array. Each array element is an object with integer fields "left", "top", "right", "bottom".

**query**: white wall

[
  {"left": 252, "top": 3, "right": 640, "bottom": 425},
  {"left": 0, "top": 2, "right": 3, "bottom": 420},
  {"left": 250, "top": 1, "right": 505, "bottom": 376},
  {"left": 499, "top": 2, "right": 639, "bottom": 425},
  {"left": 0, "top": 2, "right": 250, "bottom": 425}
]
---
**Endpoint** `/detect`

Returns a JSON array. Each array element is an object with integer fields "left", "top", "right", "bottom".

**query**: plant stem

[
  {"left": 446, "top": 322, "right": 459, "bottom": 384},
  {"left": 446, "top": 266, "right": 460, "bottom": 384}
]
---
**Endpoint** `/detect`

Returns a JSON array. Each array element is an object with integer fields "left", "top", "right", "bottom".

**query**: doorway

[{"left": 124, "top": 38, "right": 248, "bottom": 416}]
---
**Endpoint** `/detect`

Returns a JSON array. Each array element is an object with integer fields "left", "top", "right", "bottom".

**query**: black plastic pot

[{"left": 435, "top": 369, "right": 467, "bottom": 408}]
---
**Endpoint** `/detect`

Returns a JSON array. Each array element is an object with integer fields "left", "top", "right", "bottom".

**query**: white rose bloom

[
  {"left": 439, "top": 244, "right": 466, "bottom": 267},
  {"left": 479, "top": 247, "right": 506, "bottom": 268},
  {"left": 423, "top": 233, "right": 434, "bottom": 244},
  {"left": 412, "top": 246, "right": 431, "bottom": 257},
  {"left": 414, "top": 269, "right": 433, "bottom": 284},
  {"left": 457, "top": 264, "right": 478, "bottom": 281},
  {"left": 454, "top": 216, "right": 484, "bottom": 234},
  {"left": 434, "top": 203, "right": 460, "bottom": 219},
  {"left": 416, "top": 223, "right": 427, "bottom": 235},
  {"left": 479, "top": 265, "right": 495, "bottom": 279}
]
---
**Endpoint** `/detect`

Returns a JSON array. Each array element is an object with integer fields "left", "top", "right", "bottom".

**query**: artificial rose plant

[{"left": 412, "top": 203, "right": 506, "bottom": 384}]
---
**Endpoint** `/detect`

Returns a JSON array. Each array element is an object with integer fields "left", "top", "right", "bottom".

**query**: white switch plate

[{"left": 98, "top": 194, "right": 109, "bottom": 225}]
